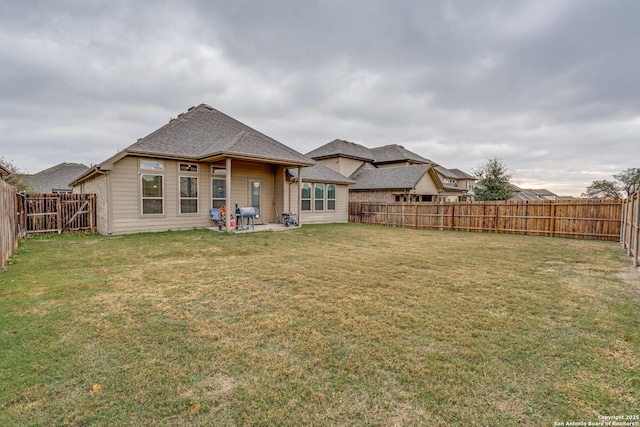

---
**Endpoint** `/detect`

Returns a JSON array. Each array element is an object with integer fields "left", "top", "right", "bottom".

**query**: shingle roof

[
  {"left": 448, "top": 168, "right": 475, "bottom": 180},
  {"left": 510, "top": 188, "right": 559, "bottom": 200},
  {"left": 349, "top": 164, "right": 432, "bottom": 190},
  {"left": 287, "top": 163, "right": 355, "bottom": 184},
  {"left": 26, "top": 162, "right": 89, "bottom": 193},
  {"left": 306, "top": 139, "right": 374, "bottom": 161},
  {"left": 371, "top": 144, "right": 435, "bottom": 165},
  {"left": 126, "top": 104, "right": 314, "bottom": 166}
]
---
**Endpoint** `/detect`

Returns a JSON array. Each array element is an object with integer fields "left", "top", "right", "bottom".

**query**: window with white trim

[
  {"left": 212, "top": 178, "right": 226, "bottom": 209},
  {"left": 301, "top": 183, "right": 311, "bottom": 211},
  {"left": 327, "top": 184, "right": 336, "bottom": 210},
  {"left": 179, "top": 176, "right": 198, "bottom": 214},
  {"left": 141, "top": 174, "right": 163, "bottom": 214},
  {"left": 314, "top": 183, "right": 324, "bottom": 211}
]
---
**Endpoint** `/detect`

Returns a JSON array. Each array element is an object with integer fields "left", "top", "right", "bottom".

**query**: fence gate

[
  {"left": 621, "top": 190, "right": 640, "bottom": 268},
  {"left": 26, "top": 194, "right": 96, "bottom": 234}
]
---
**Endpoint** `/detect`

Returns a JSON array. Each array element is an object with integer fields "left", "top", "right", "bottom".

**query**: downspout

[
  {"left": 298, "top": 166, "right": 302, "bottom": 226},
  {"left": 105, "top": 170, "right": 113, "bottom": 236},
  {"left": 225, "top": 158, "right": 232, "bottom": 230}
]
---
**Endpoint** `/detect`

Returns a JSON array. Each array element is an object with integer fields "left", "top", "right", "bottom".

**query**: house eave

[{"left": 200, "top": 152, "right": 315, "bottom": 167}]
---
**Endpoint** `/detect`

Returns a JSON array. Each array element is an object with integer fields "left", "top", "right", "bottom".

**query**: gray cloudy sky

[{"left": 1, "top": 0, "right": 639, "bottom": 196}]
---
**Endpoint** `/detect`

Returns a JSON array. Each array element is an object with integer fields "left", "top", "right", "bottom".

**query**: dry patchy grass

[{"left": 1, "top": 224, "right": 638, "bottom": 426}]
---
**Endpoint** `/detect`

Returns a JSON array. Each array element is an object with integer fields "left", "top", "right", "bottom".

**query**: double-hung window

[
  {"left": 327, "top": 184, "right": 336, "bottom": 210},
  {"left": 314, "top": 184, "right": 324, "bottom": 211},
  {"left": 141, "top": 160, "right": 164, "bottom": 215},
  {"left": 301, "top": 183, "right": 311, "bottom": 211},
  {"left": 211, "top": 167, "right": 226, "bottom": 209},
  {"left": 179, "top": 177, "right": 198, "bottom": 214},
  {"left": 179, "top": 164, "right": 198, "bottom": 214}
]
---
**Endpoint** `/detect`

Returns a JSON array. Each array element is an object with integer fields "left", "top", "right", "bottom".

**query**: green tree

[
  {"left": 473, "top": 157, "right": 514, "bottom": 201},
  {"left": 581, "top": 180, "right": 621, "bottom": 199}
]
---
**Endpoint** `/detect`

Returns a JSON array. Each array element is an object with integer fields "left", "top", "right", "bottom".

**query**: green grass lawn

[{"left": 1, "top": 224, "right": 638, "bottom": 426}]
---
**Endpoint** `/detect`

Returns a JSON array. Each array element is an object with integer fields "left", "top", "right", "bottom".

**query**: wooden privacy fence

[
  {"left": 25, "top": 194, "right": 97, "bottom": 234},
  {"left": 350, "top": 199, "right": 622, "bottom": 241},
  {"left": 1, "top": 180, "right": 26, "bottom": 269},
  {"left": 621, "top": 190, "right": 640, "bottom": 267}
]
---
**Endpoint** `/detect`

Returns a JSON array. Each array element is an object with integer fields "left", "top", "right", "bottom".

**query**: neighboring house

[
  {"left": 433, "top": 166, "right": 476, "bottom": 198},
  {"left": 26, "top": 162, "right": 89, "bottom": 194},
  {"left": 307, "top": 139, "right": 474, "bottom": 202},
  {"left": 70, "top": 104, "right": 350, "bottom": 236},
  {"left": 510, "top": 187, "right": 559, "bottom": 201}
]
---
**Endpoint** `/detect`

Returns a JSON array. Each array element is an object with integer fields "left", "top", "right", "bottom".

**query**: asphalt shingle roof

[
  {"left": 287, "top": 163, "right": 355, "bottom": 184},
  {"left": 26, "top": 163, "right": 89, "bottom": 193},
  {"left": 127, "top": 104, "right": 314, "bottom": 166},
  {"left": 349, "top": 164, "right": 432, "bottom": 190},
  {"left": 435, "top": 165, "right": 475, "bottom": 180},
  {"left": 371, "top": 145, "right": 435, "bottom": 165},
  {"left": 306, "top": 139, "right": 374, "bottom": 161}
]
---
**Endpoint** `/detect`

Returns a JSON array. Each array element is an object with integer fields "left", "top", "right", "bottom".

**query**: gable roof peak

[{"left": 306, "top": 139, "right": 374, "bottom": 161}]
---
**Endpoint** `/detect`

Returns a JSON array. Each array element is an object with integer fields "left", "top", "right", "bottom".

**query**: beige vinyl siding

[
  {"left": 414, "top": 174, "right": 439, "bottom": 194},
  {"left": 73, "top": 172, "right": 110, "bottom": 235},
  {"left": 273, "top": 165, "right": 286, "bottom": 221},
  {"left": 376, "top": 161, "right": 411, "bottom": 168},
  {"left": 102, "top": 157, "right": 284, "bottom": 235},
  {"left": 90, "top": 155, "right": 342, "bottom": 235},
  {"left": 318, "top": 157, "right": 365, "bottom": 178},
  {"left": 228, "top": 160, "right": 276, "bottom": 223},
  {"left": 337, "top": 157, "right": 366, "bottom": 178},
  {"left": 288, "top": 182, "right": 349, "bottom": 223},
  {"left": 108, "top": 157, "right": 214, "bottom": 235}
]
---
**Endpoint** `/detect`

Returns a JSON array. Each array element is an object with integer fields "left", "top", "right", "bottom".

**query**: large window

[
  {"left": 141, "top": 174, "right": 163, "bottom": 214},
  {"left": 212, "top": 178, "right": 226, "bottom": 209},
  {"left": 180, "top": 176, "right": 198, "bottom": 214},
  {"left": 327, "top": 184, "right": 336, "bottom": 210},
  {"left": 301, "top": 183, "right": 311, "bottom": 211},
  {"left": 314, "top": 183, "right": 324, "bottom": 211},
  {"left": 251, "top": 181, "right": 261, "bottom": 219}
]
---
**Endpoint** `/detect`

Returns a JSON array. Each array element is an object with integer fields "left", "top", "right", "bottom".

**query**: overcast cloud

[{"left": 1, "top": 0, "right": 639, "bottom": 196}]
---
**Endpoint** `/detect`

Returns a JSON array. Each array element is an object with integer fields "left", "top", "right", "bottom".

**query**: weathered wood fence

[
  {"left": 621, "top": 190, "right": 640, "bottom": 267},
  {"left": 0, "top": 180, "right": 26, "bottom": 269},
  {"left": 25, "top": 194, "right": 97, "bottom": 234},
  {"left": 349, "top": 199, "right": 623, "bottom": 241}
]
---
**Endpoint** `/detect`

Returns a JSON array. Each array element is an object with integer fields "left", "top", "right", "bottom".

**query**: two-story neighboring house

[{"left": 306, "top": 139, "right": 475, "bottom": 203}]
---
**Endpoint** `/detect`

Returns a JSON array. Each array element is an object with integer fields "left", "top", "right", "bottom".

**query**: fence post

[
  {"left": 620, "top": 198, "right": 627, "bottom": 245},
  {"left": 451, "top": 203, "right": 456, "bottom": 231},
  {"left": 385, "top": 203, "right": 389, "bottom": 227},
  {"left": 549, "top": 203, "right": 556, "bottom": 237},
  {"left": 629, "top": 191, "right": 640, "bottom": 267}
]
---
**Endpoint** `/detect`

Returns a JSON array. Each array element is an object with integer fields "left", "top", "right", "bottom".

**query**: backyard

[{"left": 0, "top": 224, "right": 638, "bottom": 426}]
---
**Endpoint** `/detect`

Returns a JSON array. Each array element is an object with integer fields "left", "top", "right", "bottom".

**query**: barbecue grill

[{"left": 235, "top": 206, "right": 256, "bottom": 230}]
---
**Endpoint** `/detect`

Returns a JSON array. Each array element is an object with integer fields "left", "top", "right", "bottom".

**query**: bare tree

[
  {"left": 581, "top": 180, "right": 621, "bottom": 199},
  {"left": 613, "top": 167, "right": 640, "bottom": 197},
  {"left": 0, "top": 156, "right": 33, "bottom": 192}
]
